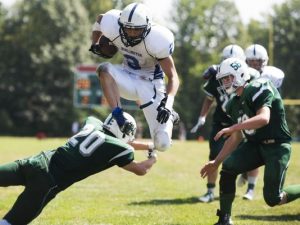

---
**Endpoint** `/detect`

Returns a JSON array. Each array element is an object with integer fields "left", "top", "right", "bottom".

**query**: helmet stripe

[
  {"left": 230, "top": 45, "right": 233, "bottom": 54},
  {"left": 253, "top": 44, "right": 256, "bottom": 55},
  {"left": 128, "top": 3, "right": 139, "bottom": 22}
]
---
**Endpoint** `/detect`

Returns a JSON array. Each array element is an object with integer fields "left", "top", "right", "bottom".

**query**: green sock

[
  {"left": 220, "top": 193, "right": 235, "bottom": 215},
  {"left": 283, "top": 185, "right": 300, "bottom": 203}
]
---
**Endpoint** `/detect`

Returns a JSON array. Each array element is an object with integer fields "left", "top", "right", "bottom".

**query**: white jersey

[
  {"left": 261, "top": 66, "right": 285, "bottom": 88},
  {"left": 93, "top": 9, "right": 175, "bottom": 80},
  {"left": 248, "top": 67, "right": 260, "bottom": 80}
]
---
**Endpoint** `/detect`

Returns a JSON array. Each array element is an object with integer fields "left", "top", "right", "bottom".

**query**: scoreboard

[
  {"left": 73, "top": 65, "right": 105, "bottom": 108},
  {"left": 74, "top": 65, "right": 137, "bottom": 109}
]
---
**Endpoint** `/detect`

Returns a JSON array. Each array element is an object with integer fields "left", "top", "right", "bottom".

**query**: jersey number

[
  {"left": 68, "top": 124, "right": 105, "bottom": 156},
  {"left": 220, "top": 94, "right": 229, "bottom": 112},
  {"left": 124, "top": 54, "right": 141, "bottom": 70},
  {"left": 237, "top": 114, "right": 255, "bottom": 135}
]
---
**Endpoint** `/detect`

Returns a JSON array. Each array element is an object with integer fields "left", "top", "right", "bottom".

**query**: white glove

[
  {"left": 190, "top": 116, "right": 206, "bottom": 133},
  {"left": 147, "top": 149, "right": 158, "bottom": 159}
]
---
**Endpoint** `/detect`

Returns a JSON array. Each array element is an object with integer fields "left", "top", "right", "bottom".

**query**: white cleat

[
  {"left": 243, "top": 189, "right": 254, "bottom": 200},
  {"left": 198, "top": 192, "right": 214, "bottom": 203}
]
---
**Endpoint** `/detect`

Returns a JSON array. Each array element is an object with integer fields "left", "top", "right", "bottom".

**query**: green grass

[{"left": 0, "top": 137, "right": 300, "bottom": 225}]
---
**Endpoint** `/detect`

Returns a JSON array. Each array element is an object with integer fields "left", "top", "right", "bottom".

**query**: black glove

[
  {"left": 89, "top": 43, "right": 111, "bottom": 59},
  {"left": 202, "top": 65, "right": 218, "bottom": 79},
  {"left": 156, "top": 96, "right": 172, "bottom": 124}
]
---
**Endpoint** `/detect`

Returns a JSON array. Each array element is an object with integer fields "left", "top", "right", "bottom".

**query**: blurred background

[{"left": 0, "top": 0, "right": 299, "bottom": 140}]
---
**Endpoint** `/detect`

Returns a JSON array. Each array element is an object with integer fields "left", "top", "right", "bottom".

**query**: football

[{"left": 98, "top": 35, "right": 118, "bottom": 58}]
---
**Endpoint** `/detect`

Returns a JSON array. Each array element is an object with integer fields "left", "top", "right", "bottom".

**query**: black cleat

[{"left": 214, "top": 209, "right": 234, "bottom": 225}]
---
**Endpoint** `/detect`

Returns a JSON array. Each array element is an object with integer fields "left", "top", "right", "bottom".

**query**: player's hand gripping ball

[{"left": 89, "top": 36, "right": 118, "bottom": 58}]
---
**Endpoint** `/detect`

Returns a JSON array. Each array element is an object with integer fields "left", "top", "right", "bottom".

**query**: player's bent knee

[
  {"left": 263, "top": 192, "right": 280, "bottom": 207},
  {"left": 154, "top": 132, "right": 171, "bottom": 152},
  {"left": 96, "top": 62, "right": 111, "bottom": 77}
]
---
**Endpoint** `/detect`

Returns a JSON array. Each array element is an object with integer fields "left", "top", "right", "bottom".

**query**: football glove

[
  {"left": 202, "top": 65, "right": 218, "bottom": 79},
  {"left": 156, "top": 95, "right": 174, "bottom": 124},
  {"left": 190, "top": 116, "right": 206, "bottom": 133},
  {"left": 89, "top": 43, "right": 112, "bottom": 59}
]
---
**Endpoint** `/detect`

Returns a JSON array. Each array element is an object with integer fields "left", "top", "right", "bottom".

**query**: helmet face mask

[
  {"left": 217, "top": 58, "right": 250, "bottom": 95},
  {"left": 245, "top": 44, "right": 268, "bottom": 72},
  {"left": 103, "top": 112, "right": 137, "bottom": 143},
  {"left": 118, "top": 3, "right": 151, "bottom": 47}
]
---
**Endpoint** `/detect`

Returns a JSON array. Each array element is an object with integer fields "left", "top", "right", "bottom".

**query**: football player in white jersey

[
  {"left": 236, "top": 44, "right": 286, "bottom": 201},
  {"left": 90, "top": 3, "right": 180, "bottom": 152}
]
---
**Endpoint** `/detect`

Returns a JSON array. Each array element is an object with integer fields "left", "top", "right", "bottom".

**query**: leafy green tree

[
  {"left": 0, "top": 0, "right": 91, "bottom": 136},
  {"left": 171, "top": 0, "right": 243, "bottom": 138},
  {"left": 272, "top": 0, "right": 300, "bottom": 138}
]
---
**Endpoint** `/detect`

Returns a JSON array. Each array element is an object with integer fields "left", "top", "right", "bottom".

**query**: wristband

[{"left": 165, "top": 95, "right": 174, "bottom": 110}]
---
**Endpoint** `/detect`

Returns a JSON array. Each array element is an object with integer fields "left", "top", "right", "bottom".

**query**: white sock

[
  {"left": 0, "top": 219, "right": 12, "bottom": 225},
  {"left": 248, "top": 176, "right": 257, "bottom": 185},
  {"left": 207, "top": 187, "right": 215, "bottom": 194}
]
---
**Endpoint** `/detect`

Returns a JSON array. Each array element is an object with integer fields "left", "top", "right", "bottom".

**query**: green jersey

[
  {"left": 48, "top": 116, "right": 134, "bottom": 188},
  {"left": 226, "top": 78, "right": 291, "bottom": 142}
]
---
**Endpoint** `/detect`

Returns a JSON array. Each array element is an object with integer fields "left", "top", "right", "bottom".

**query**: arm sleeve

[
  {"left": 99, "top": 9, "right": 121, "bottom": 40},
  {"left": 146, "top": 25, "right": 175, "bottom": 59},
  {"left": 110, "top": 147, "right": 135, "bottom": 167},
  {"left": 249, "top": 82, "right": 274, "bottom": 112}
]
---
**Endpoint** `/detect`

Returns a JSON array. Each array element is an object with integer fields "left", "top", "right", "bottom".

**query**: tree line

[{"left": 0, "top": 0, "right": 299, "bottom": 139}]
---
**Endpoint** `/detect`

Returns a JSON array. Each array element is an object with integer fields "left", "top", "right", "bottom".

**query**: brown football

[{"left": 99, "top": 35, "right": 118, "bottom": 58}]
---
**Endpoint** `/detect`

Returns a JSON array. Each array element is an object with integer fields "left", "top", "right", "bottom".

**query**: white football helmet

[
  {"left": 118, "top": 3, "right": 152, "bottom": 47},
  {"left": 222, "top": 44, "right": 245, "bottom": 61},
  {"left": 103, "top": 112, "right": 137, "bottom": 143},
  {"left": 217, "top": 58, "right": 250, "bottom": 94},
  {"left": 245, "top": 44, "right": 269, "bottom": 71}
]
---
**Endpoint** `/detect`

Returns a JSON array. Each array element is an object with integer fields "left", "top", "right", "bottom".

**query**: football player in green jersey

[
  {"left": 0, "top": 113, "right": 157, "bottom": 225},
  {"left": 191, "top": 44, "right": 246, "bottom": 203},
  {"left": 236, "top": 44, "right": 286, "bottom": 201},
  {"left": 200, "top": 58, "right": 300, "bottom": 225}
]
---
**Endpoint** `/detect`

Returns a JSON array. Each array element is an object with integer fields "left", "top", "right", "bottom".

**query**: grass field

[{"left": 0, "top": 137, "right": 299, "bottom": 225}]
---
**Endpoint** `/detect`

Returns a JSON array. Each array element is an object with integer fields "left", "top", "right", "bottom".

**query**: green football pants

[
  {"left": 220, "top": 141, "right": 291, "bottom": 209},
  {"left": 0, "top": 152, "right": 60, "bottom": 225}
]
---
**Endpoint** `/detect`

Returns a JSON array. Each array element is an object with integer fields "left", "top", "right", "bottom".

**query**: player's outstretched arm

[
  {"left": 122, "top": 157, "right": 157, "bottom": 176},
  {"left": 190, "top": 96, "right": 213, "bottom": 133}
]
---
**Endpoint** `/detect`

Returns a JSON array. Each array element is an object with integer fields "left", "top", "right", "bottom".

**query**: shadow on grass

[
  {"left": 237, "top": 214, "right": 300, "bottom": 221},
  {"left": 129, "top": 196, "right": 219, "bottom": 206}
]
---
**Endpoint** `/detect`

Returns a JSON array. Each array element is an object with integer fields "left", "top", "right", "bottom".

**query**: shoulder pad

[
  {"left": 261, "top": 66, "right": 285, "bottom": 88},
  {"left": 248, "top": 67, "right": 260, "bottom": 81},
  {"left": 100, "top": 9, "right": 121, "bottom": 41},
  {"left": 144, "top": 24, "right": 174, "bottom": 59},
  {"left": 202, "top": 65, "right": 218, "bottom": 80}
]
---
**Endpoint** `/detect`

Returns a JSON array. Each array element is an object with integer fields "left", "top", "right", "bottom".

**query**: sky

[
  {"left": 0, "top": 0, "right": 286, "bottom": 24},
  {"left": 145, "top": 0, "right": 286, "bottom": 24}
]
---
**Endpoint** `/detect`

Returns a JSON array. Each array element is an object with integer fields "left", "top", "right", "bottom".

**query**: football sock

[
  {"left": 283, "top": 185, "right": 300, "bottom": 203},
  {"left": 220, "top": 193, "right": 235, "bottom": 215},
  {"left": 247, "top": 176, "right": 257, "bottom": 189},
  {"left": 207, "top": 183, "right": 215, "bottom": 193}
]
